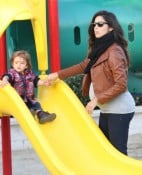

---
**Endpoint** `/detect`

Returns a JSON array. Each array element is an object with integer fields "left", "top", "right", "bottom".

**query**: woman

[{"left": 47, "top": 10, "right": 135, "bottom": 155}]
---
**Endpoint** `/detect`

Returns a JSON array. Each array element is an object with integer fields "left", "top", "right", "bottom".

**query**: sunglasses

[{"left": 91, "top": 22, "right": 108, "bottom": 27}]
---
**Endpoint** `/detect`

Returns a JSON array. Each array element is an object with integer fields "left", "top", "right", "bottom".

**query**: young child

[{"left": 0, "top": 50, "right": 56, "bottom": 124}]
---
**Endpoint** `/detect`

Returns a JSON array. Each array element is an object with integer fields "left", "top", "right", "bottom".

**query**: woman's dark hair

[
  {"left": 10, "top": 50, "right": 32, "bottom": 70},
  {"left": 88, "top": 10, "right": 130, "bottom": 64}
]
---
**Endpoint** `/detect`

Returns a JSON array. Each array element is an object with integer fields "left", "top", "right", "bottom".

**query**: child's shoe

[{"left": 37, "top": 111, "right": 56, "bottom": 124}]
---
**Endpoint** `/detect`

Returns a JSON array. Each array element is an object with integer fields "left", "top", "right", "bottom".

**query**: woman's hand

[
  {"left": 37, "top": 79, "right": 50, "bottom": 86},
  {"left": 86, "top": 97, "right": 97, "bottom": 115},
  {"left": 38, "top": 72, "right": 59, "bottom": 86},
  {"left": 47, "top": 72, "right": 59, "bottom": 85}
]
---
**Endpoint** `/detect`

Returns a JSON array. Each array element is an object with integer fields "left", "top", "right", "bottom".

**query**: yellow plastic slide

[
  {"left": 0, "top": 0, "right": 142, "bottom": 174},
  {"left": 0, "top": 80, "right": 142, "bottom": 175}
]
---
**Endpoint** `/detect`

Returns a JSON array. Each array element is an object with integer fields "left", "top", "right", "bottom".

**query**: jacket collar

[{"left": 92, "top": 43, "right": 117, "bottom": 67}]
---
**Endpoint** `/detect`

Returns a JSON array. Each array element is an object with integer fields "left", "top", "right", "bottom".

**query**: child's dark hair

[{"left": 10, "top": 50, "right": 32, "bottom": 70}]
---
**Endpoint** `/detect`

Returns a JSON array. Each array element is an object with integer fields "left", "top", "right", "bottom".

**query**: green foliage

[
  {"left": 133, "top": 96, "right": 142, "bottom": 106},
  {"left": 64, "top": 74, "right": 89, "bottom": 106}
]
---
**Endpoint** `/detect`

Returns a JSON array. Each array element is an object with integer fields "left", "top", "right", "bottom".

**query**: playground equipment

[
  {"left": 0, "top": 0, "right": 142, "bottom": 175},
  {"left": 5, "top": 0, "right": 142, "bottom": 95}
]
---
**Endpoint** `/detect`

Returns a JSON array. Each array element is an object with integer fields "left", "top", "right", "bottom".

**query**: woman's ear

[{"left": 109, "top": 27, "right": 113, "bottom": 32}]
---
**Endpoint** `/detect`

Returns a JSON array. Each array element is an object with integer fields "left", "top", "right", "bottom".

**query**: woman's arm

[{"left": 47, "top": 58, "right": 90, "bottom": 84}]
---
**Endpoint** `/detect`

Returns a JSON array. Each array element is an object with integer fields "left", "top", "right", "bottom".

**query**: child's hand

[
  {"left": 0, "top": 79, "right": 9, "bottom": 87},
  {"left": 38, "top": 79, "right": 50, "bottom": 86},
  {"left": 42, "top": 79, "right": 51, "bottom": 86},
  {"left": 39, "top": 73, "right": 59, "bottom": 86},
  {"left": 47, "top": 72, "right": 59, "bottom": 85}
]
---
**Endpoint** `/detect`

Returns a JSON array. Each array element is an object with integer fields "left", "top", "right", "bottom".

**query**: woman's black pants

[{"left": 99, "top": 112, "right": 134, "bottom": 155}]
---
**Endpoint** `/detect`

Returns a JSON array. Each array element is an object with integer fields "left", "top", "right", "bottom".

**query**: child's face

[{"left": 12, "top": 56, "right": 27, "bottom": 73}]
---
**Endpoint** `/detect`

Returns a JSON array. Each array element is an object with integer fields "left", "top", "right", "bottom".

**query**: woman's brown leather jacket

[{"left": 58, "top": 43, "right": 128, "bottom": 104}]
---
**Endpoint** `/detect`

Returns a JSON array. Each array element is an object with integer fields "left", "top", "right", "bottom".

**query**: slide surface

[
  {"left": 0, "top": 80, "right": 142, "bottom": 175},
  {"left": 0, "top": 1, "right": 142, "bottom": 174}
]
